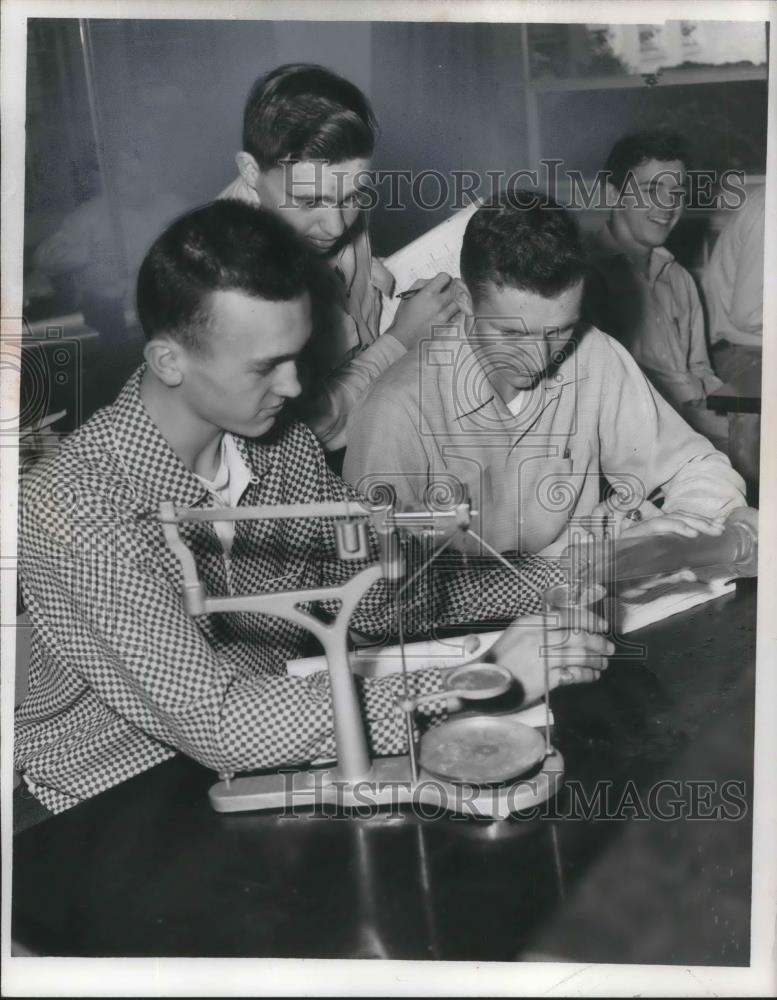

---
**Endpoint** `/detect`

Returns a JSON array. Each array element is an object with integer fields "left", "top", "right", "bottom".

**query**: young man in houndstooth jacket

[{"left": 15, "top": 201, "right": 611, "bottom": 822}]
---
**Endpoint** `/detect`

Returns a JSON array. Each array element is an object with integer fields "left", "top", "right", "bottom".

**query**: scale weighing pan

[{"left": 419, "top": 715, "right": 547, "bottom": 785}]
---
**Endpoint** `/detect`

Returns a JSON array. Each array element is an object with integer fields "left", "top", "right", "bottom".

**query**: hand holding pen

[
  {"left": 386, "top": 272, "right": 461, "bottom": 349},
  {"left": 397, "top": 273, "right": 453, "bottom": 300}
]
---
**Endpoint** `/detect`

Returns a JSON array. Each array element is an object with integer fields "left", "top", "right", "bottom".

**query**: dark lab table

[{"left": 12, "top": 581, "right": 757, "bottom": 964}]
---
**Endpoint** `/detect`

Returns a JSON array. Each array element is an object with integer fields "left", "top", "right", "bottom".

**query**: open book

[{"left": 379, "top": 200, "right": 481, "bottom": 334}]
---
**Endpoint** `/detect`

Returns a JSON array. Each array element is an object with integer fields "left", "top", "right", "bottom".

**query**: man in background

[
  {"left": 703, "top": 185, "right": 765, "bottom": 382},
  {"left": 584, "top": 130, "right": 730, "bottom": 453}
]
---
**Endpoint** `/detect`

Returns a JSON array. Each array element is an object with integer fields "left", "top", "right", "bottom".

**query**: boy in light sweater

[
  {"left": 344, "top": 193, "right": 746, "bottom": 557},
  {"left": 219, "top": 63, "right": 459, "bottom": 454}
]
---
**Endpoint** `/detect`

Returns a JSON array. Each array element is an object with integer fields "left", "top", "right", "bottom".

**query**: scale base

[{"left": 209, "top": 751, "right": 564, "bottom": 820}]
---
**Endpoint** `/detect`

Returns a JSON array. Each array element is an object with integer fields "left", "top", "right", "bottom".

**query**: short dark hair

[
  {"left": 242, "top": 63, "right": 377, "bottom": 169},
  {"left": 460, "top": 192, "right": 586, "bottom": 301},
  {"left": 136, "top": 200, "right": 319, "bottom": 352},
  {"left": 604, "top": 130, "right": 691, "bottom": 190}
]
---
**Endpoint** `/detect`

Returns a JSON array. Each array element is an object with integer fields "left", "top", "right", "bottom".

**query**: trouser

[{"left": 711, "top": 340, "right": 762, "bottom": 384}]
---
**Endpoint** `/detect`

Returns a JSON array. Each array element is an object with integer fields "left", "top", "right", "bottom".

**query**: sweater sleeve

[
  {"left": 596, "top": 335, "right": 746, "bottom": 520},
  {"left": 304, "top": 333, "right": 406, "bottom": 452}
]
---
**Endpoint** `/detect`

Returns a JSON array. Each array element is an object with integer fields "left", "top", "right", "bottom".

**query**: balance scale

[
  {"left": 157, "top": 496, "right": 567, "bottom": 820},
  {"left": 157, "top": 496, "right": 759, "bottom": 821}
]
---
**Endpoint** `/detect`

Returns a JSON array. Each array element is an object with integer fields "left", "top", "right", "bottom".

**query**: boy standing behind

[{"left": 219, "top": 63, "right": 459, "bottom": 453}]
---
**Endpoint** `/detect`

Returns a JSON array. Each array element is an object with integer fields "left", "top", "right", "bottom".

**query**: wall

[
  {"left": 368, "top": 21, "right": 529, "bottom": 255},
  {"left": 24, "top": 18, "right": 530, "bottom": 261},
  {"left": 85, "top": 18, "right": 373, "bottom": 210},
  {"left": 24, "top": 19, "right": 769, "bottom": 291}
]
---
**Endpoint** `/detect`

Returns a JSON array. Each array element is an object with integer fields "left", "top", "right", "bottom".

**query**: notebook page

[{"left": 379, "top": 200, "right": 481, "bottom": 333}]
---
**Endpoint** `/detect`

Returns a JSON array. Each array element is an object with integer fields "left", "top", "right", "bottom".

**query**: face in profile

[
  {"left": 609, "top": 157, "right": 686, "bottom": 252},
  {"left": 252, "top": 158, "right": 370, "bottom": 256},
  {"left": 175, "top": 288, "right": 312, "bottom": 439},
  {"left": 465, "top": 280, "right": 584, "bottom": 403}
]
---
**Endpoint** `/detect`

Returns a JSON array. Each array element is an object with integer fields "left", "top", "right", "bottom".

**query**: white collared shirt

[
  {"left": 343, "top": 327, "right": 745, "bottom": 556},
  {"left": 194, "top": 433, "right": 251, "bottom": 554}
]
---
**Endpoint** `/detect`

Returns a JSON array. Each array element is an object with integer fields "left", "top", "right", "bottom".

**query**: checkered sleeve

[
  {"left": 19, "top": 479, "right": 446, "bottom": 775},
  {"left": 310, "top": 440, "right": 566, "bottom": 638}
]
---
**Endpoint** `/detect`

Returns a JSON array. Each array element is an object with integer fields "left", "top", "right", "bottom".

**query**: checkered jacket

[{"left": 16, "top": 369, "right": 563, "bottom": 813}]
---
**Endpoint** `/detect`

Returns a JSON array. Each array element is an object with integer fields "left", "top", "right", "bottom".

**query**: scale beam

[{"left": 159, "top": 495, "right": 563, "bottom": 819}]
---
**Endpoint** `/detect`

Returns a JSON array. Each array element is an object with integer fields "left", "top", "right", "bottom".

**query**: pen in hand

[{"left": 396, "top": 276, "right": 453, "bottom": 300}]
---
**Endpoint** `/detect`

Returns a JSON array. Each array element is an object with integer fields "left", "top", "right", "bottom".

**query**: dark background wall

[
  {"left": 24, "top": 18, "right": 531, "bottom": 260},
  {"left": 25, "top": 17, "right": 768, "bottom": 263},
  {"left": 25, "top": 17, "right": 768, "bottom": 262},
  {"left": 21, "top": 17, "right": 768, "bottom": 428},
  {"left": 368, "top": 20, "right": 529, "bottom": 254}
]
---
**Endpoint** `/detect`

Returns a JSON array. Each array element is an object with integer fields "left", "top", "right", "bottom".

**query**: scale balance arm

[
  {"left": 311, "top": 452, "right": 569, "bottom": 635},
  {"left": 155, "top": 481, "right": 582, "bottom": 786},
  {"left": 155, "top": 494, "right": 508, "bottom": 780}
]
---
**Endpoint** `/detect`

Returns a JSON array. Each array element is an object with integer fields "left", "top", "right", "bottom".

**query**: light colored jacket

[{"left": 343, "top": 325, "right": 746, "bottom": 556}]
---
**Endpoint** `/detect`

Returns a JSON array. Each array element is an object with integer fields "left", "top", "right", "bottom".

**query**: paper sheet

[{"left": 379, "top": 200, "right": 481, "bottom": 333}]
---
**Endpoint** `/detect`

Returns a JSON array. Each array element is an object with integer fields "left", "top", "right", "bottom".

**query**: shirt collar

[
  {"left": 593, "top": 222, "right": 674, "bottom": 286},
  {"left": 221, "top": 432, "right": 253, "bottom": 506},
  {"left": 105, "top": 367, "right": 265, "bottom": 514},
  {"left": 449, "top": 334, "right": 586, "bottom": 424},
  {"left": 648, "top": 244, "right": 674, "bottom": 284},
  {"left": 194, "top": 434, "right": 230, "bottom": 494}
]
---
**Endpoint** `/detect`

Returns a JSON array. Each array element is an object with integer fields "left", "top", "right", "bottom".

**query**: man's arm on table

[{"left": 597, "top": 336, "right": 746, "bottom": 524}]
